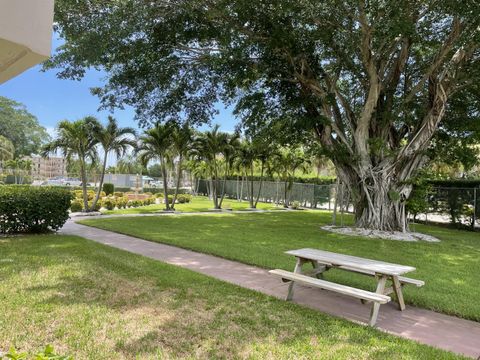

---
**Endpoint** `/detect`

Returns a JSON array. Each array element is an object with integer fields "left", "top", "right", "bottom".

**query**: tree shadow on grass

[
  {"left": 20, "top": 265, "right": 449, "bottom": 358},
  {"left": 1, "top": 234, "right": 458, "bottom": 358}
]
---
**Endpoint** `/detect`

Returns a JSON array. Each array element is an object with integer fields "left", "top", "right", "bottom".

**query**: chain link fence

[
  {"left": 195, "top": 179, "right": 336, "bottom": 209},
  {"left": 195, "top": 179, "right": 480, "bottom": 228}
]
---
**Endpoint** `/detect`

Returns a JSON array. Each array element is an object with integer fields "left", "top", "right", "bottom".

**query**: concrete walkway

[{"left": 60, "top": 220, "right": 480, "bottom": 358}]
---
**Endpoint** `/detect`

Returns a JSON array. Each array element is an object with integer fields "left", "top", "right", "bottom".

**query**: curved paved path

[{"left": 60, "top": 219, "right": 480, "bottom": 358}]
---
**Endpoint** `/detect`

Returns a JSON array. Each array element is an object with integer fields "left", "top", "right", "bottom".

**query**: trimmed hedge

[
  {"left": 427, "top": 179, "right": 480, "bottom": 188},
  {"left": 103, "top": 182, "right": 115, "bottom": 195},
  {"left": 0, "top": 185, "right": 72, "bottom": 234},
  {"left": 223, "top": 175, "right": 336, "bottom": 185}
]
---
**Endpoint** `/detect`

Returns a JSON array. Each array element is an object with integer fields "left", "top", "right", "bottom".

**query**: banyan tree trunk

[{"left": 336, "top": 157, "right": 426, "bottom": 232}]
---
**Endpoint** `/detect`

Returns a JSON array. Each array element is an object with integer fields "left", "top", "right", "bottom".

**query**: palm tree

[
  {"left": 3, "top": 159, "right": 30, "bottom": 184},
  {"left": 272, "top": 148, "right": 310, "bottom": 207},
  {"left": 137, "top": 122, "right": 174, "bottom": 211},
  {"left": 170, "top": 124, "right": 193, "bottom": 208},
  {"left": 117, "top": 154, "right": 144, "bottom": 174},
  {"left": 42, "top": 117, "right": 100, "bottom": 211},
  {"left": 252, "top": 140, "right": 274, "bottom": 208},
  {"left": 91, "top": 116, "right": 137, "bottom": 209},
  {"left": 235, "top": 140, "right": 257, "bottom": 208},
  {"left": 0, "top": 136, "right": 14, "bottom": 168},
  {"left": 187, "top": 159, "right": 209, "bottom": 196},
  {"left": 192, "top": 125, "right": 234, "bottom": 209},
  {"left": 218, "top": 133, "right": 240, "bottom": 208}
]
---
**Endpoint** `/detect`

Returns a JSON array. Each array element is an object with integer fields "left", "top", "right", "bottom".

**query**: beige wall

[
  {"left": 25, "top": 156, "right": 67, "bottom": 179},
  {"left": 0, "top": 0, "right": 55, "bottom": 83}
]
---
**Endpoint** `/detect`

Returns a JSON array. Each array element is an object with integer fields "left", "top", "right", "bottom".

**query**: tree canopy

[
  {"left": 48, "top": 0, "right": 480, "bottom": 230},
  {"left": 0, "top": 97, "right": 50, "bottom": 157}
]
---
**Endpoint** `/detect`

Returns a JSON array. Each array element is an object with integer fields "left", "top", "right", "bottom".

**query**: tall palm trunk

[
  {"left": 161, "top": 158, "right": 170, "bottom": 211},
  {"left": 249, "top": 166, "right": 254, "bottom": 208},
  {"left": 283, "top": 176, "right": 289, "bottom": 208},
  {"left": 254, "top": 161, "right": 265, "bottom": 208},
  {"left": 212, "top": 165, "right": 220, "bottom": 209},
  {"left": 218, "top": 164, "right": 229, "bottom": 208},
  {"left": 171, "top": 156, "right": 183, "bottom": 208},
  {"left": 92, "top": 151, "right": 108, "bottom": 210},
  {"left": 80, "top": 159, "right": 89, "bottom": 211}
]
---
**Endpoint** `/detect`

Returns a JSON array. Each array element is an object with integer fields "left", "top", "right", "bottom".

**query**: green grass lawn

[
  {"left": 0, "top": 235, "right": 460, "bottom": 359},
  {"left": 80, "top": 211, "right": 480, "bottom": 322},
  {"left": 102, "top": 196, "right": 279, "bottom": 214}
]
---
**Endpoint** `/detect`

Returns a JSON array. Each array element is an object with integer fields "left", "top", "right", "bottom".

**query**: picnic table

[{"left": 269, "top": 248, "right": 424, "bottom": 326}]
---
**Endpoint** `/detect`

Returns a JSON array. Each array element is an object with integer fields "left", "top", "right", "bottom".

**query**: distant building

[{"left": 25, "top": 156, "right": 67, "bottom": 179}]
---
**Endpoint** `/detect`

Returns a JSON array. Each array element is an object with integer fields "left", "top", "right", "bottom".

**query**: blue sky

[{"left": 0, "top": 36, "right": 237, "bottom": 138}]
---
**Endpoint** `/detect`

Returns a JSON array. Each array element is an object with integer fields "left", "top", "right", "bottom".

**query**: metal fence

[
  {"left": 195, "top": 179, "right": 336, "bottom": 209},
  {"left": 195, "top": 179, "right": 480, "bottom": 227}
]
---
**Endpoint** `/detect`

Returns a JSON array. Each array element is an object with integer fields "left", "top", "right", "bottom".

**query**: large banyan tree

[{"left": 49, "top": 0, "right": 480, "bottom": 231}]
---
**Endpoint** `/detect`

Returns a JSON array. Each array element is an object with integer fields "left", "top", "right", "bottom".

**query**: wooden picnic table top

[{"left": 285, "top": 248, "right": 416, "bottom": 276}]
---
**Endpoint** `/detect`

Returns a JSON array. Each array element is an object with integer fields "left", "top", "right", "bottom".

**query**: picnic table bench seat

[{"left": 269, "top": 269, "right": 391, "bottom": 304}]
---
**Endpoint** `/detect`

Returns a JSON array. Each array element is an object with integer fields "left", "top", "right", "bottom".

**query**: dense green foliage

[
  {"left": 427, "top": 179, "right": 480, "bottom": 188},
  {"left": 0, "top": 97, "right": 50, "bottom": 157},
  {"left": 102, "top": 182, "right": 114, "bottom": 196},
  {"left": 82, "top": 211, "right": 480, "bottom": 321},
  {"left": 0, "top": 186, "right": 72, "bottom": 233},
  {"left": 0, "top": 234, "right": 462, "bottom": 358}
]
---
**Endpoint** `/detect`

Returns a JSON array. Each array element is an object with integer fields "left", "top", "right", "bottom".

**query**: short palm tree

[
  {"left": 91, "top": 116, "right": 137, "bottom": 209},
  {"left": 235, "top": 140, "right": 257, "bottom": 208},
  {"left": 192, "top": 125, "right": 233, "bottom": 209},
  {"left": 42, "top": 117, "right": 100, "bottom": 211},
  {"left": 170, "top": 124, "right": 193, "bottom": 208},
  {"left": 137, "top": 122, "right": 174, "bottom": 211},
  {"left": 218, "top": 133, "right": 240, "bottom": 208},
  {"left": 4, "top": 159, "right": 31, "bottom": 184},
  {"left": 272, "top": 148, "right": 310, "bottom": 207}
]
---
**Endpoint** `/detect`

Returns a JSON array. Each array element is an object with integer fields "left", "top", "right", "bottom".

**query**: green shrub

[
  {"left": 103, "top": 183, "right": 115, "bottom": 196},
  {"left": 155, "top": 192, "right": 164, "bottom": 198},
  {"left": 177, "top": 194, "right": 192, "bottom": 204},
  {"left": 128, "top": 199, "right": 142, "bottom": 208},
  {"left": 114, "top": 191, "right": 124, "bottom": 197},
  {"left": 88, "top": 200, "right": 101, "bottom": 212},
  {"left": 102, "top": 197, "right": 116, "bottom": 210},
  {"left": 406, "top": 179, "right": 433, "bottom": 222},
  {"left": 87, "top": 190, "right": 95, "bottom": 201},
  {"left": 118, "top": 197, "right": 128, "bottom": 208},
  {"left": 0, "top": 185, "right": 72, "bottom": 234},
  {"left": 70, "top": 199, "right": 83, "bottom": 212}
]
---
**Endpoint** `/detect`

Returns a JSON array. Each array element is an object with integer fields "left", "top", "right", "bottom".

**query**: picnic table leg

[
  {"left": 286, "top": 258, "right": 304, "bottom": 301},
  {"left": 392, "top": 275, "right": 406, "bottom": 311},
  {"left": 310, "top": 260, "right": 327, "bottom": 279},
  {"left": 369, "top": 274, "right": 387, "bottom": 326}
]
